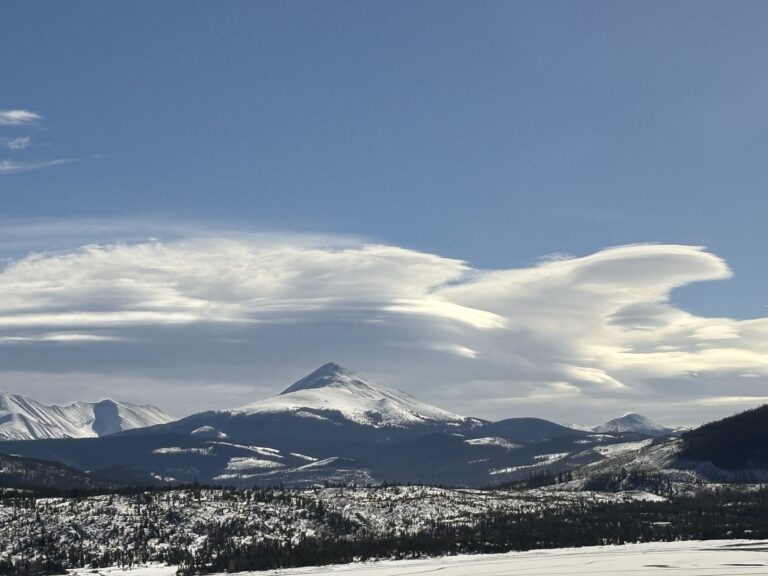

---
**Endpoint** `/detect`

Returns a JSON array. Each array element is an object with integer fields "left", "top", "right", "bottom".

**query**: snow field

[{"left": 70, "top": 540, "right": 768, "bottom": 576}]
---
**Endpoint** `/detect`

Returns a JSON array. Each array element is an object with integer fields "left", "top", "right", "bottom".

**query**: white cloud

[
  {"left": 0, "top": 109, "right": 41, "bottom": 125},
  {"left": 0, "top": 108, "right": 80, "bottom": 175},
  {"left": 0, "top": 332, "right": 118, "bottom": 344},
  {"left": 0, "top": 232, "right": 764, "bottom": 425},
  {"left": 0, "top": 158, "right": 76, "bottom": 174},
  {"left": 5, "top": 136, "right": 32, "bottom": 150}
]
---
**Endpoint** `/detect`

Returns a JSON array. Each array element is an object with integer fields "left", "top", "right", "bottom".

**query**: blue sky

[{"left": 0, "top": 2, "right": 767, "bottom": 424}]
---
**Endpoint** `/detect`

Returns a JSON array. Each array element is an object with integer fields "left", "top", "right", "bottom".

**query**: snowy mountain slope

[
  {"left": 0, "top": 392, "right": 174, "bottom": 440},
  {"left": 593, "top": 413, "right": 674, "bottom": 437},
  {"left": 555, "top": 436, "right": 762, "bottom": 493},
  {"left": 235, "top": 363, "right": 474, "bottom": 428},
  {"left": 131, "top": 363, "right": 486, "bottom": 452}
]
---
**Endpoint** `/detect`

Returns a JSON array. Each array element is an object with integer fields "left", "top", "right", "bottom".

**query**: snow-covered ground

[{"left": 71, "top": 540, "right": 768, "bottom": 576}]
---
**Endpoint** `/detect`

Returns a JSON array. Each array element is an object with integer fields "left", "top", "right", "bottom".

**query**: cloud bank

[{"left": 0, "top": 232, "right": 765, "bottom": 425}]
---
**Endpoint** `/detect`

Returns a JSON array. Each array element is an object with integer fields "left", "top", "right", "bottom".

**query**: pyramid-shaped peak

[
  {"left": 280, "top": 363, "right": 364, "bottom": 395},
  {"left": 239, "top": 363, "right": 468, "bottom": 427}
]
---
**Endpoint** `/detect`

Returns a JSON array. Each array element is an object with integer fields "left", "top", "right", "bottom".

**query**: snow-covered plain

[{"left": 71, "top": 540, "right": 768, "bottom": 576}]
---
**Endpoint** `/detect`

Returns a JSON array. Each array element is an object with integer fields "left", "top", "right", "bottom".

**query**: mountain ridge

[
  {"left": 0, "top": 391, "right": 174, "bottom": 441},
  {"left": 0, "top": 364, "right": 687, "bottom": 488}
]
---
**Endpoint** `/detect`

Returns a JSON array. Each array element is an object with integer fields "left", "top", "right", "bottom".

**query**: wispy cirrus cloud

[
  {"left": 0, "top": 227, "right": 764, "bottom": 426},
  {"left": 0, "top": 108, "right": 78, "bottom": 175},
  {"left": 5, "top": 136, "right": 32, "bottom": 150},
  {"left": 0, "top": 158, "right": 77, "bottom": 175},
  {"left": 0, "top": 109, "right": 41, "bottom": 125}
]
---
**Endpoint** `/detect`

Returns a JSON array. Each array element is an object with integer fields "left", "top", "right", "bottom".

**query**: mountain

[
  {"left": 0, "top": 364, "right": 655, "bottom": 487},
  {"left": 593, "top": 413, "right": 674, "bottom": 437},
  {"left": 4, "top": 371, "right": 766, "bottom": 492},
  {"left": 236, "top": 362, "right": 472, "bottom": 429},
  {"left": 0, "top": 392, "right": 175, "bottom": 440},
  {"left": 134, "top": 363, "right": 483, "bottom": 451},
  {"left": 470, "top": 417, "right": 587, "bottom": 444}
]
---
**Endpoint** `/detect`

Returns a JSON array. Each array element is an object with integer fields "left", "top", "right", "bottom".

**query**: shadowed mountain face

[
  {"left": 0, "top": 452, "right": 119, "bottom": 491},
  {"left": 0, "top": 364, "right": 662, "bottom": 487},
  {"left": 91, "top": 400, "right": 122, "bottom": 436}
]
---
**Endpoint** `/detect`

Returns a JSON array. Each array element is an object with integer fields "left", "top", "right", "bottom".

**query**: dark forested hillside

[
  {"left": 680, "top": 404, "right": 768, "bottom": 471},
  {"left": 0, "top": 453, "right": 117, "bottom": 492}
]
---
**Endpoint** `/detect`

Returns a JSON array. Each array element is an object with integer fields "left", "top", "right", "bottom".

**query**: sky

[{"left": 0, "top": 1, "right": 766, "bottom": 426}]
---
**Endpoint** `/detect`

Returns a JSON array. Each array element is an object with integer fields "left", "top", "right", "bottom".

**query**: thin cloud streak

[{"left": 0, "top": 158, "right": 78, "bottom": 175}]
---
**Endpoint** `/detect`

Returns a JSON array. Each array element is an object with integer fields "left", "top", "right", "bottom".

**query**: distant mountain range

[
  {"left": 557, "top": 405, "right": 768, "bottom": 493},
  {"left": 0, "top": 363, "right": 682, "bottom": 488},
  {"left": 0, "top": 392, "right": 174, "bottom": 440}
]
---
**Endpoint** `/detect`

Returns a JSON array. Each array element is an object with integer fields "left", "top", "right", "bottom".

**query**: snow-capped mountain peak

[
  {"left": 593, "top": 413, "right": 673, "bottom": 437},
  {"left": 0, "top": 391, "right": 175, "bottom": 441},
  {"left": 236, "top": 363, "right": 469, "bottom": 428},
  {"left": 279, "top": 362, "right": 365, "bottom": 395}
]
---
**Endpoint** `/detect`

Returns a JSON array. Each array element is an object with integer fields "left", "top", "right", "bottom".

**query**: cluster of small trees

[
  {"left": 582, "top": 469, "right": 676, "bottom": 495},
  {"left": 524, "top": 469, "right": 574, "bottom": 488}
]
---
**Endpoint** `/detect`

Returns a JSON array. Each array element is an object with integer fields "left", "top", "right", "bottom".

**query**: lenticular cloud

[{"left": 0, "top": 234, "right": 765, "bottom": 423}]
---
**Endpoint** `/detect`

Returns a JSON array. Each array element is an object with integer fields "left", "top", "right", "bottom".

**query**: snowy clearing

[{"left": 72, "top": 539, "right": 768, "bottom": 576}]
